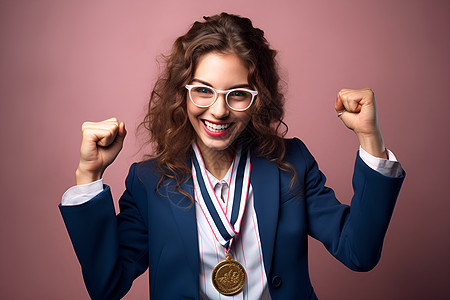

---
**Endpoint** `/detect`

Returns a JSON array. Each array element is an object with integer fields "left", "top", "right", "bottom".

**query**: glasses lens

[
  {"left": 227, "top": 90, "right": 253, "bottom": 110},
  {"left": 190, "top": 86, "right": 216, "bottom": 107}
]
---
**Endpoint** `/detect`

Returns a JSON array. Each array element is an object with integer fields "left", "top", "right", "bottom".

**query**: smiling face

[{"left": 187, "top": 52, "right": 252, "bottom": 158}]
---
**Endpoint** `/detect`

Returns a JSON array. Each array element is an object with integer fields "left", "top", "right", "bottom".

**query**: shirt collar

[{"left": 204, "top": 161, "right": 234, "bottom": 188}]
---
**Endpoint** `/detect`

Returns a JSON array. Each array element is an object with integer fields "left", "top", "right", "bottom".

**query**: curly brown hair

[{"left": 139, "top": 12, "right": 295, "bottom": 198}]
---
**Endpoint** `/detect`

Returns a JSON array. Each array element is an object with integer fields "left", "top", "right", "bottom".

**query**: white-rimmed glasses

[{"left": 185, "top": 85, "right": 257, "bottom": 111}]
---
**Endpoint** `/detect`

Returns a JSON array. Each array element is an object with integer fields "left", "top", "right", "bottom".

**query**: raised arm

[
  {"left": 76, "top": 117, "right": 127, "bottom": 185},
  {"left": 335, "top": 88, "right": 387, "bottom": 159}
]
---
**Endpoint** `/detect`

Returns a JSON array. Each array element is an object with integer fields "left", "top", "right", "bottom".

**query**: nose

[{"left": 209, "top": 93, "right": 230, "bottom": 119}]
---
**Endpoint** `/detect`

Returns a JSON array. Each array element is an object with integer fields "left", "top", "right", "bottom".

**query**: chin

[{"left": 198, "top": 138, "right": 233, "bottom": 152}]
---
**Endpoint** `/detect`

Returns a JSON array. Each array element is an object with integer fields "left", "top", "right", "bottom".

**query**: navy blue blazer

[{"left": 60, "top": 138, "right": 404, "bottom": 300}]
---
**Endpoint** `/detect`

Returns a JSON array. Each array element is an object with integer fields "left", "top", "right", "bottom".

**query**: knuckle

[{"left": 108, "top": 128, "right": 116, "bottom": 137}]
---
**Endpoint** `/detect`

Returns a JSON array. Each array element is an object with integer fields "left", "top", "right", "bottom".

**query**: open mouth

[{"left": 203, "top": 120, "right": 232, "bottom": 133}]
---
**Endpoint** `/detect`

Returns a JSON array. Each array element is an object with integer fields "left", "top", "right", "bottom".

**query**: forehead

[{"left": 194, "top": 52, "right": 249, "bottom": 88}]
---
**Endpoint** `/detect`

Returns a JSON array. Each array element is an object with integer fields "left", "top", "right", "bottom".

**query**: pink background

[{"left": 1, "top": 0, "right": 449, "bottom": 299}]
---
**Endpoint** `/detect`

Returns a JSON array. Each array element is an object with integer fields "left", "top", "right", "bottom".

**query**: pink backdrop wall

[{"left": 1, "top": 0, "right": 449, "bottom": 299}]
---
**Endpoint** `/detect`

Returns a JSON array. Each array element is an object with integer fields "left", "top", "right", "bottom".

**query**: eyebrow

[{"left": 191, "top": 79, "right": 252, "bottom": 90}]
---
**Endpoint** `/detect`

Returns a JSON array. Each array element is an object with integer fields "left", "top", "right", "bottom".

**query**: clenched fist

[
  {"left": 76, "top": 118, "right": 127, "bottom": 185},
  {"left": 335, "top": 88, "right": 387, "bottom": 159}
]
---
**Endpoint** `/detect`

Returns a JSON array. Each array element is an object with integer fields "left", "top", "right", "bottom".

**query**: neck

[{"left": 196, "top": 145, "right": 235, "bottom": 180}]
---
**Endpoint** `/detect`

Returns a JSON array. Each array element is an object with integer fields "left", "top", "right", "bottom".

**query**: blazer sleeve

[
  {"left": 293, "top": 138, "right": 405, "bottom": 271},
  {"left": 59, "top": 163, "right": 148, "bottom": 300}
]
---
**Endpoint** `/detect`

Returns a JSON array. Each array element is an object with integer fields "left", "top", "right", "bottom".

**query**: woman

[{"left": 60, "top": 13, "right": 404, "bottom": 300}]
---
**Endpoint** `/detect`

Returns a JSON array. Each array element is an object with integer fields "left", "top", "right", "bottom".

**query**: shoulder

[
  {"left": 134, "top": 158, "right": 160, "bottom": 175},
  {"left": 283, "top": 137, "right": 314, "bottom": 166},
  {"left": 125, "top": 158, "right": 161, "bottom": 189},
  {"left": 284, "top": 137, "right": 307, "bottom": 152}
]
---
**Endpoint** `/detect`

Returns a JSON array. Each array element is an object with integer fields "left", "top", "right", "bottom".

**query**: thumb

[
  {"left": 111, "top": 122, "right": 127, "bottom": 150},
  {"left": 117, "top": 122, "right": 127, "bottom": 141},
  {"left": 335, "top": 94, "right": 345, "bottom": 113}
]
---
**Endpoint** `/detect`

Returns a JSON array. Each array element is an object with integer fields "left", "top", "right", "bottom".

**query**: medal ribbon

[{"left": 192, "top": 142, "right": 251, "bottom": 250}]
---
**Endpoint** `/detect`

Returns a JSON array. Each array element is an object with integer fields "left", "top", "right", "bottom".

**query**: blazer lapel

[
  {"left": 165, "top": 176, "right": 199, "bottom": 281},
  {"left": 251, "top": 155, "right": 280, "bottom": 276}
]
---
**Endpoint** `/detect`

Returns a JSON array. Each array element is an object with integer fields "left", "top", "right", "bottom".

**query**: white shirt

[
  {"left": 61, "top": 147, "right": 402, "bottom": 299},
  {"left": 197, "top": 166, "right": 271, "bottom": 300}
]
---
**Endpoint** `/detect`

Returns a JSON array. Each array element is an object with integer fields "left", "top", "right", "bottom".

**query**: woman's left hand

[{"left": 335, "top": 88, "right": 387, "bottom": 159}]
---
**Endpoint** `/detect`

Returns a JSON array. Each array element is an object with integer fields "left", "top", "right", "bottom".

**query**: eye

[
  {"left": 228, "top": 90, "right": 250, "bottom": 99},
  {"left": 193, "top": 87, "right": 214, "bottom": 94},
  {"left": 230, "top": 91, "right": 245, "bottom": 97}
]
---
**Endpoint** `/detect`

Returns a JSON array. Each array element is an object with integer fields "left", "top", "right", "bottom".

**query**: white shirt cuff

[
  {"left": 359, "top": 146, "right": 403, "bottom": 177},
  {"left": 61, "top": 179, "right": 104, "bottom": 206}
]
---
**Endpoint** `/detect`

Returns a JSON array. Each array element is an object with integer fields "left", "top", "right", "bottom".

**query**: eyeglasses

[{"left": 185, "top": 85, "right": 258, "bottom": 111}]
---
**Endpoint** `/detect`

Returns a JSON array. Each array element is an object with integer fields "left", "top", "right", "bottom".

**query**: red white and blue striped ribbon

[{"left": 192, "top": 142, "right": 251, "bottom": 250}]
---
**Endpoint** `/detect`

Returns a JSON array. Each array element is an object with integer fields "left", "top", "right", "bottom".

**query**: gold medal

[{"left": 212, "top": 253, "right": 246, "bottom": 295}]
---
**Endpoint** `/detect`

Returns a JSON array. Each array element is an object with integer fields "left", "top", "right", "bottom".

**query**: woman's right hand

[{"left": 76, "top": 118, "right": 127, "bottom": 185}]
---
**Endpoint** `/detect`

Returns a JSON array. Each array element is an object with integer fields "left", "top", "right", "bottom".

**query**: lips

[
  {"left": 203, "top": 120, "right": 231, "bottom": 132},
  {"left": 201, "top": 119, "right": 233, "bottom": 137}
]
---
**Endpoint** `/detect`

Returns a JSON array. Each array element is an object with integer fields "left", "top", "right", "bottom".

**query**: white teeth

[{"left": 204, "top": 120, "right": 231, "bottom": 132}]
